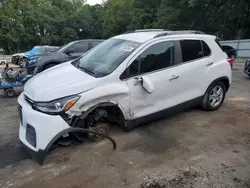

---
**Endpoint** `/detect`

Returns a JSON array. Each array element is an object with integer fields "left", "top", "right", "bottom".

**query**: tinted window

[
  {"left": 128, "top": 41, "right": 175, "bottom": 77},
  {"left": 201, "top": 41, "right": 211, "bottom": 56},
  {"left": 91, "top": 41, "right": 102, "bottom": 48},
  {"left": 69, "top": 42, "right": 89, "bottom": 53},
  {"left": 180, "top": 40, "right": 203, "bottom": 62}
]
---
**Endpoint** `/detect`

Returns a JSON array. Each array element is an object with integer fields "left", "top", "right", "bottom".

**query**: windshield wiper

[{"left": 78, "top": 66, "right": 95, "bottom": 76}]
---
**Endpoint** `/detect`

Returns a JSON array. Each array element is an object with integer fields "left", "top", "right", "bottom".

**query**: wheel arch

[
  {"left": 206, "top": 76, "right": 230, "bottom": 94},
  {"left": 80, "top": 101, "right": 127, "bottom": 123},
  {"left": 42, "top": 61, "right": 61, "bottom": 71}
]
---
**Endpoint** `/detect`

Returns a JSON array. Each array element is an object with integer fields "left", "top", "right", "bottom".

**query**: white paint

[{"left": 18, "top": 32, "right": 232, "bottom": 153}]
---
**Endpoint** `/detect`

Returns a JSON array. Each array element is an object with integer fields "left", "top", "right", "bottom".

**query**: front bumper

[{"left": 18, "top": 93, "right": 70, "bottom": 164}]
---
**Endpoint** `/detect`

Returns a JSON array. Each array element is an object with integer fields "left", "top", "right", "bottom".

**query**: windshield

[
  {"left": 57, "top": 42, "right": 74, "bottom": 52},
  {"left": 74, "top": 38, "right": 141, "bottom": 77}
]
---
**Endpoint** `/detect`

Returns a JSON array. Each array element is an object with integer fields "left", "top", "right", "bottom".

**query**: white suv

[{"left": 18, "top": 30, "right": 232, "bottom": 164}]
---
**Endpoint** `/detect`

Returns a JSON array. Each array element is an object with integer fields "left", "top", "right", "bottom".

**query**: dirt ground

[{"left": 0, "top": 60, "right": 249, "bottom": 188}]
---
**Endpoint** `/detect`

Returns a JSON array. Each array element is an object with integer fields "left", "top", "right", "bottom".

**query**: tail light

[{"left": 227, "top": 58, "right": 233, "bottom": 69}]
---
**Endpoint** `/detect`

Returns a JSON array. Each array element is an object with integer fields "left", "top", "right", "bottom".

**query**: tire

[
  {"left": 18, "top": 58, "right": 27, "bottom": 68},
  {"left": 4, "top": 89, "right": 16, "bottom": 98},
  {"left": 201, "top": 81, "right": 226, "bottom": 111}
]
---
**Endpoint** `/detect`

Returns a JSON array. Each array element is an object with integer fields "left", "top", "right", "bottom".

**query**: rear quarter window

[
  {"left": 201, "top": 41, "right": 211, "bottom": 57},
  {"left": 180, "top": 40, "right": 203, "bottom": 62}
]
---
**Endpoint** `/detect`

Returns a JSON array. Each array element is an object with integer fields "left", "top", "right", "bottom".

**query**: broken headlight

[{"left": 35, "top": 95, "right": 80, "bottom": 114}]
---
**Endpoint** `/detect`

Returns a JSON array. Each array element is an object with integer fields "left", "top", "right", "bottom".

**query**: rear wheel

[{"left": 202, "top": 81, "right": 226, "bottom": 111}]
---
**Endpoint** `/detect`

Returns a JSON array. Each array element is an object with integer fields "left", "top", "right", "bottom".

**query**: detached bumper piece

[{"left": 21, "top": 127, "right": 117, "bottom": 165}]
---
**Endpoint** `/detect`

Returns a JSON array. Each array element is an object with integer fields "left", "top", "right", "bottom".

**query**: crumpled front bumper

[
  {"left": 18, "top": 93, "right": 70, "bottom": 164},
  {"left": 18, "top": 93, "right": 117, "bottom": 165}
]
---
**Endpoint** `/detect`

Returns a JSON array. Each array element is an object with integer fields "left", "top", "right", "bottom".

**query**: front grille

[
  {"left": 18, "top": 105, "right": 23, "bottom": 125},
  {"left": 25, "top": 95, "right": 35, "bottom": 106},
  {"left": 26, "top": 124, "right": 37, "bottom": 147}
]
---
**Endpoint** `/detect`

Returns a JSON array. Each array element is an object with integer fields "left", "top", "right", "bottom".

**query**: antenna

[{"left": 189, "top": 20, "right": 195, "bottom": 30}]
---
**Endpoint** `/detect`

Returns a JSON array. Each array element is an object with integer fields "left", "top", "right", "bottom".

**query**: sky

[{"left": 87, "top": 0, "right": 103, "bottom": 5}]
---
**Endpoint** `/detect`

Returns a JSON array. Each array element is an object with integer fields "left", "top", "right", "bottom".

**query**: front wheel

[
  {"left": 201, "top": 81, "right": 226, "bottom": 111},
  {"left": 18, "top": 58, "right": 27, "bottom": 68},
  {"left": 4, "top": 88, "right": 16, "bottom": 98}
]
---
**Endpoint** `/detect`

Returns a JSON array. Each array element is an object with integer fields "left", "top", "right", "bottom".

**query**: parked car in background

[
  {"left": 18, "top": 30, "right": 232, "bottom": 164},
  {"left": 245, "top": 58, "right": 250, "bottom": 78},
  {"left": 221, "top": 45, "right": 237, "bottom": 59},
  {"left": 27, "top": 39, "right": 104, "bottom": 74},
  {"left": 12, "top": 46, "right": 59, "bottom": 67}
]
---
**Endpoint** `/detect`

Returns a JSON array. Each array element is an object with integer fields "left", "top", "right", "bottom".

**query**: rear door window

[{"left": 180, "top": 40, "right": 203, "bottom": 62}]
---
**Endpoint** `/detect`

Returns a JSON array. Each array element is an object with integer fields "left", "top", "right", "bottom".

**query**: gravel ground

[{"left": 0, "top": 60, "right": 249, "bottom": 188}]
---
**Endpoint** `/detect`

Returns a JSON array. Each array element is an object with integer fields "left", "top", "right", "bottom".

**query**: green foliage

[{"left": 0, "top": 0, "right": 250, "bottom": 53}]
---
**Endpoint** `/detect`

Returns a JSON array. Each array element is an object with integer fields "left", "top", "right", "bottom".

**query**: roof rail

[
  {"left": 124, "top": 29, "right": 170, "bottom": 34},
  {"left": 154, "top": 30, "right": 206, "bottom": 38}
]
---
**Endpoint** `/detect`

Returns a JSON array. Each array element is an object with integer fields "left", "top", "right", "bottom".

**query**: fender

[
  {"left": 40, "top": 60, "right": 61, "bottom": 71},
  {"left": 205, "top": 76, "right": 230, "bottom": 95},
  {"left": 79, "top": 101, "right": 127, "bottom": 121}
]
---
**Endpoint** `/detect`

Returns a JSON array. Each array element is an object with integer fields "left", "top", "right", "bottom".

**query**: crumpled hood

[
  {"left": 12, "top": 53, "right": 25, "bottom": 57},
  {"left": 24, "top": 62, "right": 100, "bottom": 101}
]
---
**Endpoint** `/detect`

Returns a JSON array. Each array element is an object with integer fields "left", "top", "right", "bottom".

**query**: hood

[
  {"left": 24, "top": 62, "right": 100, "bottom": 101},
  {"left": 12, "top": 53, "right": 25, "bottom": 57}
]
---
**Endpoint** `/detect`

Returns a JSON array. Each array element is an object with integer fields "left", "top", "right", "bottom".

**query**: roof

[
  {"left": 114, "top": 30, "right": 215, "bottom": 43},
  {"left": 114, "top": 32, "right": 165, "bottom": 43}
]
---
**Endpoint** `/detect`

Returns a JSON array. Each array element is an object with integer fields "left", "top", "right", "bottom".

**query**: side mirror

[
  {"left": 65, "top": 49, "right": 74, "bottom": 56},
  {"left": 141, "top": 76, "right": 154, "bottom": 94}
]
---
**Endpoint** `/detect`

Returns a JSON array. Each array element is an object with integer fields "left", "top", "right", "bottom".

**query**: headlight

[{"left": 34, "top": 95, "right": 80, "bottom": 114}]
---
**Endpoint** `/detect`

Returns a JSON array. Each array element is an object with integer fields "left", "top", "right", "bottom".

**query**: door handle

[
  {"left": 169, "top": 75, "right": 179, "bottom": 81},
  {"left": 134, "top": 76, "right": 142, "bottom": 86},
  {"left": 207, "top": 62, "right": 214, "bottom": 66}
]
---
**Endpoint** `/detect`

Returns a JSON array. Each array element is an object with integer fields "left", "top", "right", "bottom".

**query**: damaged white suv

[{"left": 18, "top": 30, "right": 232, "bottom": 164}]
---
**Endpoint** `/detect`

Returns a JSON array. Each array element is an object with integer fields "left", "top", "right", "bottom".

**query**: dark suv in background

[{"left": 27, "top": 39, "right": 104, "bottom": 74}]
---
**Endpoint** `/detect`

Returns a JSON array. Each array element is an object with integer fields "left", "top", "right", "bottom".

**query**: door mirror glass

[
  {"left": 65, "top": 48, "right": 74, "bottom": 55},
  {"left": 141, "top": 76, "right": 154, "bottom": 94}
]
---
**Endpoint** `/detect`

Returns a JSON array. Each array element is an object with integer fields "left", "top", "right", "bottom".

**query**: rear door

[{"left": 172, "top": 39, "right": 213, "bottom": 103}]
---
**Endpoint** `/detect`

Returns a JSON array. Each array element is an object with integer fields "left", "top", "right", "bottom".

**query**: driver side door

[{"left": 123, "top": 40, "right": 181, "bottom": 119}]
